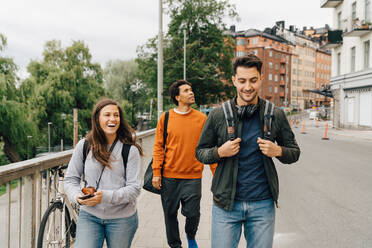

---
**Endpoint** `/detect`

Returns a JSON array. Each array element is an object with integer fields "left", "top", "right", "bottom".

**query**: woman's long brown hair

[{"left": 85, "top": 98, "right": 143, "bottom": 168}]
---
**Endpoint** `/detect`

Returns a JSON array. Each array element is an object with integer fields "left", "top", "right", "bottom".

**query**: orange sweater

[{"left": 152, "top": 109, "right": 207, "bottom": 179}]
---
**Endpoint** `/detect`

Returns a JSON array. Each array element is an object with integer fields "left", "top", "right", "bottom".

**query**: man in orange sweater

[{"left": 152, "top": 80, "right": 207, "bottom": 248}]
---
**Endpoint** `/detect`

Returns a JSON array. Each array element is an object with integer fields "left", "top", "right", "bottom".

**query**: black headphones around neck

[{"left": 236, "top": 104, "right": 258, "bottom": 120}]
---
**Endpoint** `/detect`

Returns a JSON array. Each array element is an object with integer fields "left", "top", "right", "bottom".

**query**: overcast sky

[{"left": 0, "top": 0, "right": 332, "bottom": 78}]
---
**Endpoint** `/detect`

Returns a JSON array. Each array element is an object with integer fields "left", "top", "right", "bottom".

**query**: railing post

[
  {"left": 18, "top": 178, "right": 23, "bottom": 248},
  {"left": 22, "top": 174, "right": 36, "bottom": 248},
  {"left": 6, "top": 182, "right": 11, "bottom": 248}
]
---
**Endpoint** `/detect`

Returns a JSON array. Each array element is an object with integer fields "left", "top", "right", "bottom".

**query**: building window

[
  {"left": 274, "top": 75, "right": 278, "bottom": 82},
  {"left": 286, "top": 76, "right": 289, "bottom": 83},
  {"left": 269, "top": 86, "right": 272, "bottom": 93},
  {"left": 292, "top": 91, "right": 297, "bottom": 97},
  {"left": 337, "top": 12, "right": 342, "bottom": 30},
  {"left": 269, "top": 51, "right": 273, "bottom": 57},
  {"left": 252, "top": 38, "right": 258, "bottom": 44},
  {"left": 237, "top": 51, "right": 244, "bottom": 57},
  {"left": 269, "top": 62, "right": 273, "bottom": 69},
  {"left": 275, "top": 53, "right": 279, "bottom": 59},
  {"left": 280, "top": 75, "right": 284, "bottom": 81},
  {"left": 297, "top": 80, "right": 302, "bottom": 86},
  {"left": 293, "top": 69, "right": 296, "bottom": 74},
  {"left": 275, "top": 64, "right": 279, "bottom": 70},
  {"left": 352, "top": 2, "right": 357, "bottom": 21},
  {"left": 366, "top": 0, "right": 371, "bottom": 22},
  {"left": 269, "top": 74, "right": 273, "bottom": 81},
  {"left": 253, "top": 50, "right": 258, "bottom": 55},
  {"left": 351, "top": 46, "right": 356, "bottom": 72},
  {"left": 236, "top": 39, "right": 245, "bottom": 46},
  {"left": 364, "top": 40, "right": 370, "bottom": 69},
  {"left": 293, "top": 80, "right": 296, "bottom": 86},
  {"left": 337, "top": 52, "right": 341, "bottom": 75}
]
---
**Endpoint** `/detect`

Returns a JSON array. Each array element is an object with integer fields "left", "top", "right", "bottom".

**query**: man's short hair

[
  {"left": 169, "top": 80, "right": 192, "bottom": 106},
  {"left": 233, "top": 54, "right": 263, "bottom": 75}
]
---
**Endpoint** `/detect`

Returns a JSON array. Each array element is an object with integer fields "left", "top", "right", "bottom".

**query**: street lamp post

[
  {"left": 61, "top": 113, "right": 66, "bottom": 151},
  {"left": 130, "top": 80, "right": 142, "bottom": 129},
  {"left": 157, "top": 0, "right": 163, "bottom": 119},
  {"left": 48, "top": 122, "right": 52, "bottom": 153}
]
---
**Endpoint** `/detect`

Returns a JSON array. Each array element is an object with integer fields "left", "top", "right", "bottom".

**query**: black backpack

[
  {"left": 222, "top": 99, "right": 274, "bottom": 140},
  {"left": 82, "top": 140, "right": 131, "bottom": 180}
]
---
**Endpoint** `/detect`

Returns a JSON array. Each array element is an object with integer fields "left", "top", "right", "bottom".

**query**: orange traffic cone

[
  {"left": 295, "top": 119, "right": 298, "bottom": 128},
  {"left": 301, "top": 120, "right": 306, "bottom": 134},
  {"left": 289, "top": 119, "right": 293, "bottom": 127},
  {"left": 322, "top": 123, "right": 329, "bottom": 140}
]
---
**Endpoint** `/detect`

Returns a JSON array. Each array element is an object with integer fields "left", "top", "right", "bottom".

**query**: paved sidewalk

[{"left": 132, "top": 165, "right": 216, "bottom": 248}]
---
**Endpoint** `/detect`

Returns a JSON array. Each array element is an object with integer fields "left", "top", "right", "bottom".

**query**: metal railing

[{"left": 0, "top": 129, "right": 156, "bottom": 248}]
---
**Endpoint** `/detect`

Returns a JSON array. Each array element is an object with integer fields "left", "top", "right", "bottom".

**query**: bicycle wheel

[{"left": 37, "top": 201, "right": 72, "bottom": 248}]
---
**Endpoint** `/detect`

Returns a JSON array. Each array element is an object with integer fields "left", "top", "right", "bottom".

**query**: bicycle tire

[{"left": 37, "top": 201, "right": 72, "bottom": 248}]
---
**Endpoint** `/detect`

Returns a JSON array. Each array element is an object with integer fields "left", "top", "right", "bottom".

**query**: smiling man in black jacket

[{"left": 196, "top": 55, "right": 300, "bottom": 248}]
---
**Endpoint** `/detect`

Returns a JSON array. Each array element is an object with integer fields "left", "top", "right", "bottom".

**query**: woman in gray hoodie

[{"left": 64, "top": 98, "right": 142, "bottom": 248}]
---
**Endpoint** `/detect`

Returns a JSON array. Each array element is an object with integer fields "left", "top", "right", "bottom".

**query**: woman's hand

[{"left": 76, "top": 190, "right": 103, "bottom": 206}]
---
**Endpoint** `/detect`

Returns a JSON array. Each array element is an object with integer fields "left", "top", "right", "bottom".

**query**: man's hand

[
  {"left": 257, "top": 137, "right": 282, "bottom": 157},
  {"left": 217, "top": 138, "right": 242, "bottom": 158},
  {"left": 152, "top": 176, "right": 162, "bottom": 190},
  {"left": 77, "top": 190, "right": 103, "bottom": 207}
]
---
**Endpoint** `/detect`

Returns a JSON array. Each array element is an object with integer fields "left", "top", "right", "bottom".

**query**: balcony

[
  {"left": 279, "top": 91, "right": 285, "bottom": 97},
  {"left": 320, "top": 0, "right": 343, "bottom": 8},
  {"left": 279, "top": 68, "right": 286, "bottom": 75},
  {"left": 321, "top": 30, "right": 343, "bottom": 49},
  {"left": 344, "top": 21, "right": 372, "bottom": 37},
  {"left": 280, "top": 80, "right": 286, "bottom": 86},
  {"left": 280, "top": 58, "right": 286, "bottom": 64}
]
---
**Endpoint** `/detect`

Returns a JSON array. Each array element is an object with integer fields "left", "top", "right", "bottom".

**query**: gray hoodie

[{"left": 64, "top": 139, "right": 142, "bottom": 219}]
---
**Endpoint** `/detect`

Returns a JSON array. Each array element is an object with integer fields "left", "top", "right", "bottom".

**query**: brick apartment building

[
  {"left": 315, "top": 49, "right": 332, "bottom": 107},
  {"left": 234, "top": 29, "right": 292, "bottom": 107},
  {"left": 228, "top": 22, "right": 331, "bottom": 110}
]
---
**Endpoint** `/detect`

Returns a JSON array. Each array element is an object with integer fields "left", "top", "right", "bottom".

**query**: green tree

[
  {"left": 104, "top": 59, "right": 153, "bottom": 127},
  {"left": 0, "top": 34, "right": 39, "bottom": 163},
  {"left": 26, "top": 40, "right": 106, "bottom": 147},
  {"left": 136, "top": 0, "right": 238, "bottom": 107}
]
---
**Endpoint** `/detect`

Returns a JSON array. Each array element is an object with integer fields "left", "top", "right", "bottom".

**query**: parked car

[{"left": 309, "top": 110, "right": 319, "bottom": 120}]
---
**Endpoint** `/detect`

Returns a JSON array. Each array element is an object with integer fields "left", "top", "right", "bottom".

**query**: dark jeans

[{"left": 161, "top": 177, "right": 202, "bottom": 248}]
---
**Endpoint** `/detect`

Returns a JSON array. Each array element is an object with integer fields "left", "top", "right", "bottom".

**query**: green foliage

[
  {"left": 136, "top": 0, "right": 238, "bottom": 107},
  {"left": 104, "top": 60, "right": 154, "bottom": 126},
  {"left": 27, "top": 40, "right": 106, "bottom": 146},
  {"left": 0, "top": 34, "right": 40, "bottom": 162}
]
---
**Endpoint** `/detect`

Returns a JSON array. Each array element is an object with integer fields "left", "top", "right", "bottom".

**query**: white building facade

[{"left": 322, "top": 0, "right": 372, "bottom": 129}]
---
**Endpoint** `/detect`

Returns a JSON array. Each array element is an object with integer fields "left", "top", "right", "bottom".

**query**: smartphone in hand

[{"left": 79, "top": 194, "right": 94, "bottom": 200}]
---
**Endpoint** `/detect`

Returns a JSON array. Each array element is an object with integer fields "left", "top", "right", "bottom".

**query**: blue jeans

[
  {"left": 211, "top": 199, "right": 275, "bottom": 248},
  {"left": 75, "top": 210, "right": 138, "bottom": 248}
]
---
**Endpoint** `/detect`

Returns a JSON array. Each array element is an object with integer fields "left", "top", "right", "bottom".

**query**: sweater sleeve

[
  {"left": 196, "top": 109, "right": 221, "bottom": 164},
  {"left": 64, "top": 139, "right": 85, "bottom": 204},
  {"left": 152, "top": 113, "right": 166, "bottom": 177},
  {"left": 101, "top": 146, "right": 142, "bottom": 205}
]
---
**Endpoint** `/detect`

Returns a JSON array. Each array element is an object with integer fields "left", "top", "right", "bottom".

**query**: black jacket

[{"left": 196, "top": 97, "right": 300, "bottom": 210}]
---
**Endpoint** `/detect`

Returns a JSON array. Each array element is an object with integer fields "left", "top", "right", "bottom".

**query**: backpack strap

[
  {"left": 222, "top": 101, "right": 236, "bottom": 141},
  {"left": 163, "top": 111, "right": 169, "bottom": 149},
  {"left": 121, "top": 144, "right": 131, "bottom": 181},
  {"left": 82, "top": 139, "right": 89, "bottom": 184},
  {"left": 263, "top": 100, "right": 275, "bottom": 139},
  {"left": 83, "top": 139, "right": 89, "bottom": 164}
]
